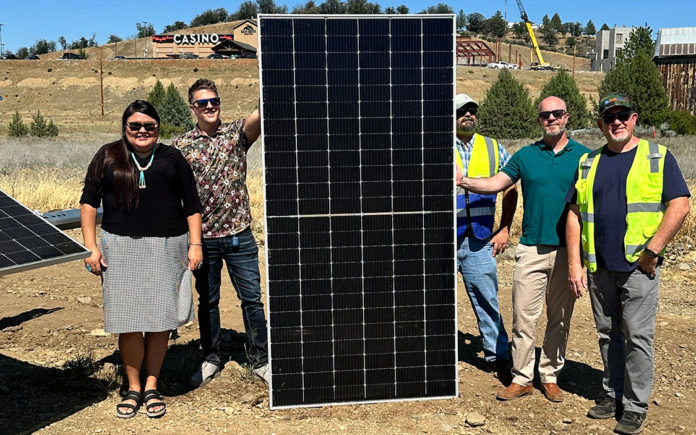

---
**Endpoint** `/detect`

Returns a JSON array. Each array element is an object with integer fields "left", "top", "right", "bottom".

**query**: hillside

[{"left": 0, "top": 56, "right": 603, "bottom": 134}]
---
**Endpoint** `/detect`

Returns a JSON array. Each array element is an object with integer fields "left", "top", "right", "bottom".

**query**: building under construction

[
  {"left": 456, "top": 37, "right": 496, "bottom": 66},
  {"left": 654, "top": 27, "right": 696, "bottom": 115}
]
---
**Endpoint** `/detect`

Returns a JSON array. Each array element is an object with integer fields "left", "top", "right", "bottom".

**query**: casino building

[{"left": 151, "top": 19, "right": 258, "bottom": 58}]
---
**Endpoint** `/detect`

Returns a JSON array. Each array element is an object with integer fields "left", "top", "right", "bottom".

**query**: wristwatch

[{"left": 644, "top": 248, "right": 659, "bottom": 259}]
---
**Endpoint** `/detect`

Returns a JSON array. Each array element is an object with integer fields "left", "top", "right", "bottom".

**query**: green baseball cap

[{"left": 598, "top": 92, "right": 633, "bottom": 115}]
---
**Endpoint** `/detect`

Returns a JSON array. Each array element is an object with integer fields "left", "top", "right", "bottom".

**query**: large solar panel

[
  {"left": 0, "top": 189, "right": 90, "bottom": 276},
  {"left": 259, "top": 14, "right": 457, "bottom": 409}
]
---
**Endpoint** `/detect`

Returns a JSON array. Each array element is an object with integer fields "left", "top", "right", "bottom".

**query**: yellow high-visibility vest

[
  {"left": 575, "top": 139, "right": 666, "bottom": 272},
  {"left": 455, "top": 133, "right": 500, "bottom": 240}
]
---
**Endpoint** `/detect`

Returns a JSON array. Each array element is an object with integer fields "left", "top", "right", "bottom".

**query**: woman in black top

[{"left": 80, "top": 100, "right": 203, "bottom": 419}]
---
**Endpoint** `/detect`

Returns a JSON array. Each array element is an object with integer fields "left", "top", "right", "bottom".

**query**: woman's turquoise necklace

[{"left": 130, "top": 148, "right": 156, "bottom": 189}]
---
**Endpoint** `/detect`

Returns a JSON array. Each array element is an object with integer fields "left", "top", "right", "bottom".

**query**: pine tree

[
  {"left": 622, "top": 25, "right": 655, "bottom": 59},
  {"left": 478, "top": 69, "right": 537, "bottom": 139},
  {"left": 8, "top": 111, "right": 28, "bottom": 137},
  {"left": 598, "top": 51, "right": 669, "bottom": 126},
  {"left": 46, "top": 118, "right": 59, "bottom": 137},
  {"left": 160, "top": 83, "right": 194, "bottom": 131},
  {"left": 600, "top": 23, "right": 610, "bottom": 31},
  {"left": 30, "top": 110, "right": 49, "bottom": 136},
  {"left": 535, "top": 69, "right": 591, "bottom": 130},
  {"left": 584, "top": 20, "right": 596, "bottom": 35},
  {"left": 549, "top": 13, "right": 563, "bottom": 33},
  {"left": 147, "top": 79, "right": 166, "bottom": 114}
]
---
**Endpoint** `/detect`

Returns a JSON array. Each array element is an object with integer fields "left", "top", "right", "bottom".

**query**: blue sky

[{"left": 2, "top": 1, "right": 694, "bottom": 53}]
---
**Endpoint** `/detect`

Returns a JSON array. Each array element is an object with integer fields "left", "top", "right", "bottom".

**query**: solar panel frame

[
  {"left": 0, "top": 189, "right": 90, "bottom": 276},
  {"left": 259, "top": 14, "right": 458, "bottom": 409}
]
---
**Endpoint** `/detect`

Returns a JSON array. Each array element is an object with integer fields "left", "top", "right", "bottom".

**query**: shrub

[
  {"left": 159, "top": 123, "right": 188, "bottom": 139},
  {"left": 29, "top": 111, "right": 59, "bottom": 137},
  {"left": 664, "top": 110, "right": 696, "bottom": 135},
  {"left": 46, "top": 119, "right": 59, "bottom": 137},
  {"left": 8, "top": 111, "right": 29, "bottom": 137},
  {"left": 535, "top": 68, "right": 591, "bottom": 130},
  {"left": 478, "top": 69, "right": 537, "bottom": 139},
  {"left": 30, "top": 111, "right": 48, "bottom": 136}
]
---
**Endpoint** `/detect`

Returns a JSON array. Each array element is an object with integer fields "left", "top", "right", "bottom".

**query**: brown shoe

[
  {"left": 497, "top": 382, "right": 533, "bottom": 400},
  {"left": 541, "top": 382, "right": 564, "bottom": 402}
]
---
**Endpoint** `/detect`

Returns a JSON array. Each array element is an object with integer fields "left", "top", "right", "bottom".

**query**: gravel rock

[
  {"left": 240, "top": 393, "right": 264, "bottom": 406},
  {"left": 465, "top": 411, "right": 486, "bottom": 427},
  {"left": 77, "top": 296, "right": 92, "bottom": 304},
  {"left": 90, "top": 328, "right": 110, "bottom": 337}
]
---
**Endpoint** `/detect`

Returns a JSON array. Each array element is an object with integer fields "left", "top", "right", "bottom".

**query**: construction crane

[{"left": 514, "top": 0, "right": 552, "bottom": 70}]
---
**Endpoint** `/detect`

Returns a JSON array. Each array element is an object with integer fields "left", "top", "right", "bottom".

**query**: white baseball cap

[{"left": 455, "top": 93, "right": 478, "bottom": 110}]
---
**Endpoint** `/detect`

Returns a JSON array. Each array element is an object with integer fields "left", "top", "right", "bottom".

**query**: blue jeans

[
  {"left": 457, "top": 236, "right": 509, "bottom": 362},
  {"left": 193, "top": 229, "right": 268, "bottom": 369}
]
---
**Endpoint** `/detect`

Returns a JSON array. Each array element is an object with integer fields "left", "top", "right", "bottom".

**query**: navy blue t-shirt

[{"left": 566, "top": 146, "right": 690, "bottom": 272}]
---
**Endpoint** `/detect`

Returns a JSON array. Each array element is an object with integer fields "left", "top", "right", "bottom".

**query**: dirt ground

[{"left": 1, "top": 232, "right": 695, "bottom": 434}]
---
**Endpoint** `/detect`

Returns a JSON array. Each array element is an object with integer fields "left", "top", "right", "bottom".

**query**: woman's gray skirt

[{"left": 101, "top": 230, "right": 194, "bottom": 334}]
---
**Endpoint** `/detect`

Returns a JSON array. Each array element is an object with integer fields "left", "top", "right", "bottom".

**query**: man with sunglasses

[
  {"left": 566, "top": 93, "right": 689, "bottom": 434},
  {"left": 173, "top": 78, "right": 270, "bottom": 387},
  {"left": 458, "top": 96, "right": 590, "bottom": 403},
  {"left": 454, "top": 94, "right": 517, "bottom": 381}
]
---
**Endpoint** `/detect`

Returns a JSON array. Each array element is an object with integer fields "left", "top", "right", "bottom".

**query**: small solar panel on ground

[
  {"left": 260, "top": 14, "right": 457, "bottom": 409},
  {"left": 0, "top": 189, "right": 90, "bottom": 276}
]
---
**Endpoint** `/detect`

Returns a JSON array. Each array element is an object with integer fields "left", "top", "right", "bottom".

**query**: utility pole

[
  {"left": 99, "top": 46, "right": 104, "bottom": 116},
  {"left": 0, "top": 24, "right": 4, "bottom": 58}
]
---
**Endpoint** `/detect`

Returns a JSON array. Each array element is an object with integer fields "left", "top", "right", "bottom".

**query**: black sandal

[
  {"left": 116, "top": 390, "right": 142, "bottom": 418},
  {"left": 143, "top": 389, "right": 167, "bottom": 418}
]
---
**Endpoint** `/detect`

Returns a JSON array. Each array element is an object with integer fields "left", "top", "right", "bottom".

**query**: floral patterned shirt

[{"left": 173, "top": 118, "right": 252, "bottom": 238}]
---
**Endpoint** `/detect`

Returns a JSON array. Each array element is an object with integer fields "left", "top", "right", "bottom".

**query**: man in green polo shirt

[{"left": 458, "top": 96, "right": 590, "bottom": 403}]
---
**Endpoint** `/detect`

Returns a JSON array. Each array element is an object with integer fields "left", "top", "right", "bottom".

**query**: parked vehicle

[
  {"left": 57, "top": 52, "right": 82, "bottom": 60},
  {"left": 239, "top": 52, "right": 257, "bottom": 59},
  {"left": 2, "top": 53, "right": 17, "bottom": 59},
  {"left": 180, "top": 53, "right": 199, "bottom": 59},
  {"left": 113, "top": 55, "right": 126, "bottom": 60},
  {"left": 530, "top": 62, "right": 556, "bottom": 71},
  {"left": 207, "top": 53, "right": 225, "bottom": 59},
  {"left": 486, "top": 61, "right": 518, "bottom": 70},
  {"left": 26, "top": 55, "right": 40, "bottom": 60}
]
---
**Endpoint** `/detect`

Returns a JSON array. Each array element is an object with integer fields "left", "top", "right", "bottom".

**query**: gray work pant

[{"left": 588, "top": 266, "right": 659, "bottom": 413}]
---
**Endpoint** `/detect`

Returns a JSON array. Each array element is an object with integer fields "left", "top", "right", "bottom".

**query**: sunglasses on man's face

[
  {"left": 538, "top": 109, "right": 566, "bottom": 120},
  {"left": 457, "top": 107, "right": 478, "bottom": 117},
  {"left": 602, "top": 111, "right": 632, "bottom": 124},
  {"left": 126, "top": 122, "right": 158, "bottom": 132},
  {"left": 192, "top": 97, "right": 221, "bottom": 109}
]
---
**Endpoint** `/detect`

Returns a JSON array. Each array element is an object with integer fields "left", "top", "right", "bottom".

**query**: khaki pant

[{"left": 511, "top": 244, "right": 575, "bottom": 386}]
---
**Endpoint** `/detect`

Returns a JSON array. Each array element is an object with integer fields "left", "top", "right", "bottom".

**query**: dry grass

[
  {"left": 2, "top": 134, "right": 696, "bottom": 245},
  {"left": 0, "top": 167, "right": 83, "bottom": 212}
]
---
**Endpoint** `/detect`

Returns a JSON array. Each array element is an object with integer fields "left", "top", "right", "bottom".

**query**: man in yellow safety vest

[
  {"left": 566, "top": 93, "right": 690, "bottom": 435},
  {"left": 454, "top": 93, "right": 517, "bottom": 380}
]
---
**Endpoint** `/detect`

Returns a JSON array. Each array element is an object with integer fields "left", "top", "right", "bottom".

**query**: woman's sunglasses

[{"left": 126, "top": 122, "right": 158, "bottom": 132}]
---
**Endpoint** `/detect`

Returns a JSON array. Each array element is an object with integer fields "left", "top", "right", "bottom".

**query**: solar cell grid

[
  {"left": 260, "top": 14, "right": 457, "bottom": 409},
  {"left": 0, "top": 189, "right": 90, "bottom": 276}
]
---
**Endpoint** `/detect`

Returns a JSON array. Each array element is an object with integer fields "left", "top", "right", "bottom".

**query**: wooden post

[
  {"left": 99, "top": 47, "right": 104, "bottom": 116},
  {"left": 572, "top": 45, "right": 577, "bottom": 79}
]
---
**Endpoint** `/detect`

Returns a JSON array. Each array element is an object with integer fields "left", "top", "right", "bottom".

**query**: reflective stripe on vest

[
  {"left": 456, "top": 134, "right": 499, "bottom": 240},
  {"left": 575, "top": 140, "right": 666, "bottom": 272}
]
